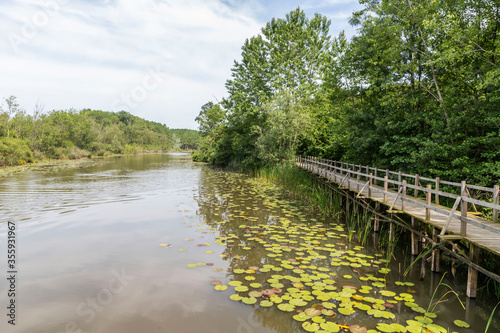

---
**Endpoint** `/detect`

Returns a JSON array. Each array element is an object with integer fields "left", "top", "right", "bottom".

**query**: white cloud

[
  {"left": 0, "top": 0, "right": 360, "bottom": 129},
  {"left": 0, "top": 0, "right": 263, "bottom": 128}
]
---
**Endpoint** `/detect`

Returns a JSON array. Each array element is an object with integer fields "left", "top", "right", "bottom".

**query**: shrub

[{"left": 0, "top": 137, "right": 34, "bottom": 166}]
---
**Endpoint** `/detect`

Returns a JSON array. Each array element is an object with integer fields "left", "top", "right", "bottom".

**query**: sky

[{"left": 0, "top": 0, "right": 362, "bottom": 130}]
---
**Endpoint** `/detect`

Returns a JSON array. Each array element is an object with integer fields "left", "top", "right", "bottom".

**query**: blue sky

[{"left": 0, "top": 0, "right": 362, "bottom": 129}]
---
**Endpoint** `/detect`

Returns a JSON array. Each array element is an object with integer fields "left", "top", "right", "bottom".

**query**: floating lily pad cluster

[{"left": 191, "top": 173, "right": 469, "bottom": 333}]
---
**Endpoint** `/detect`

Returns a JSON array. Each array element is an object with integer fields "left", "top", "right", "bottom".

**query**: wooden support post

[
  {"left": 411, "top": 217, "right": 418, "bottom": 255},
  {"left": 389, "top": 222, "right": 394, "bottom": 242},
  {"left": 373, "top": 204, "right": 380, "bottom": 233},
  {"left": 493, "top": 185, "right": 499, "bottom": 223},
  {"left": 384, "top": 176, "right": 388, "bottom": 203},
  {"left": 426, "top": 184, "right": 432, "bottom": 220},
  {"left": 374, "top": 168, "right": 378, "bottom": 186},
  {"left": 466, "top": 244, "right": 480, "bottom": 298},
  {"left": 431, "top": 228, "right": 440, "bottom": 272},
  {"left": 402, "top": 180, "right": 407, "bottom": 211},
  {"left": 435, "top": 177, "right": 440, "bottom": 205},
  {"left": 398, "top": 171, "right": 402, "bottom": 184},
  {"left": 415, "top": 174, "right": 419, "bottom": 197},
  {"left": 461, "top": 181, "right": 467, "bottom": 236},
  {"left": 346, "top": 195, "right": 350, "bottom": 219}
]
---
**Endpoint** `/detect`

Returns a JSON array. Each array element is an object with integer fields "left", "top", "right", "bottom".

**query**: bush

[{"left": 0, "top": 137, "right": 34, "bottom": 166}]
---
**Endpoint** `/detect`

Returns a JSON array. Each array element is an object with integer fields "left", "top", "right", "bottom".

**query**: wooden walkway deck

[
  {"left": 298, "top": 156, "right": 500, "bottom": 297},
  {"left": 297, "top": 157, "right": 500, "bottom": 257}
]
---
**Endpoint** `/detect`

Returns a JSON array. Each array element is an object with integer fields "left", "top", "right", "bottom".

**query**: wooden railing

[{"left": 297, "top": 156, "right": 500, "bottom": 237}]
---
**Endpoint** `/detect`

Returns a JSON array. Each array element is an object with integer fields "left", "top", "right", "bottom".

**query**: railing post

[
  {"left": 374, "top": 168, "right": 378, "bottom": 186},
  {"left": 493, "top": 185, "right": 499, "bottom": 223},
  {"left": 426, "top": 184, "right": 432, "bottom": 220},
  {"left": 435, "top": 177, "right": 440, "bottom": 205},
  {"left": 461, "top": 180, "right": 468, "bottom": 236},
  {"left": 415, "top": 174, "right": 419, "bottom": 197},
  {"left": 357, "top": 165, "right": 361, "bottom": 191},
  {"left": 398, "top": 171, "right": 402, "bottom": 184},
  {"left": 402, "top": 180, "right": 407, "bottom": 210},
  {"left": 384, "top": 176, "right": 388, "bottom": 203},
  {"left": 347, "top": 167, "right": 351, "bottom": 189},
  {"left": 369, "top": 172, "right": 373, "bottom": 197}
]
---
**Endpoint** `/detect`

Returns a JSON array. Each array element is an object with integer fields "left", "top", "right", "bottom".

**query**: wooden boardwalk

[{"left": 297, "top": 156, "right": 500, "bottom": 297}]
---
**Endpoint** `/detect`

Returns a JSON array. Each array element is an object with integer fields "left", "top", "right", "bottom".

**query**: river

[{"left": 0, "top": 154, "right": 497, "bottom": 333}]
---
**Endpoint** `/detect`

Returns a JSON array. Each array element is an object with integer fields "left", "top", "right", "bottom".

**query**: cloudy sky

[{"left": 0, "top": 0, "right": 361, "bottom": 130}]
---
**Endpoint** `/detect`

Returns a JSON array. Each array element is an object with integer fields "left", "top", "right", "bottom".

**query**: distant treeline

[
  {"left": 0, "top": 96, "right": 200, "bottom": 166},
  {"left": 194, "top": 3, "right": 499, "bottom": 187}
]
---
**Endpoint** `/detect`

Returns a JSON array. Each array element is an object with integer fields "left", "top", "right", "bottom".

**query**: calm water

[{"left": 0, "top": 154, "right": 497, "bottom": 333}]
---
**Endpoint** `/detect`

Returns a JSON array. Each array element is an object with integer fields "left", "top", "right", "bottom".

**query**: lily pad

[
  {"left": 242, "top": 297, "right": 257, "bottom": 305},
  {"left": 302, "top": 322, "right": 320, "bottom": 332},
  {"left": 293, "top": 312, "right": 311, "bottom": 322},
  {"left": 230, "top": 294, "right": 243, "bottom": 301},
  {"left": 350, "top": 325, "right": 367, "bottom": 333},
  {"left": 260, "top": 300, "right": 273, "bottom": 307},
  {"left": 338, "top": 307, "right": 355, "bottom": 316},
  {"left": 214, "top": 285, "right": 227, "bottom": 291},
  {"left": 235, "top": 286, "right": 249, "bottom": 292},
  {"left": 321, "top": 322, "right": 340, "bottom": 332},
  {"left": 277, "top": 303, "right": 295, "bottom": 312},
  {"left": 248, "top": 291, "right": 262, "bottom": 298},
  {"left": 453, "top": 320, "right": 470, "bottom": 328}
]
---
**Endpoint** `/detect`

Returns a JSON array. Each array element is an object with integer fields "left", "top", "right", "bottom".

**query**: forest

[
  {"left": 193, "top": 0, "right": 499, "bottom": 187},
  {"left": 0, "top": 96, "right": 200, "bottom": 166}
]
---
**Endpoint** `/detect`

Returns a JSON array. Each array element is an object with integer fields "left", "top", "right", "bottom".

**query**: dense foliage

[
  {"left": 194, "top": 2, "right": 499, "bottom": 187},
  {"left": 0, "top": 97, "right": 200, "bottom": 166}
]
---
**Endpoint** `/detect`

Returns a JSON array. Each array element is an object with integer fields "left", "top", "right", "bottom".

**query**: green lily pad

[
  {"left": 230, "top": 294, "right": 243, "bottom": 301},
  {"left": 453, "top": 320, "right": 470, "bottom": 328},
  {"left": 293, "top": 312, "right": 311, "bottom": 322},
  {"left": 321, "top": 321, "right": 340, "bottom": 332},
  {"left": 250, "top": 283, "right": 262, "bottom": 288},
  {"left": 235, "top": 286, "right": 249, "bottom": 292},
  {"left": 242, "top": 297, "right": 257, "bottom": 305},
  {"left": 277, "top": 303, "right": 295, "bottom": 312},
  {"left": 233, "top": 269, "right": 245, "bottom": 274},
  {"left": 426, "top": 324, "right": 447, "bottom": 333},
  {"left": 338, "top": 307, "right": 355, "bottom": 315},
  {"left": 380, "top": 290, "right": 396, "bottom": 297},
  {"left": 260, "top": 300, "right": 273, "bottom": 307},
  {"left": 376, "top": 323, "right": 396, "bottom": 333},
  {"left": 311, "top": 316, "right": 325, "bottom": 323},
  {"left": 290, "top": 298, "right": 308, "bottom": 306},
  {"left": 214, "top": 285, "right": 227, "bottom": 291},
  {"left": 248, "top": 291, "right": 262, "bottom": 298},
  {"left": 302, "top": 321, "right": 320, "bottom": 332},
  {"left": 228, "top": 281, "right": 242, "bottom": 287}
]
